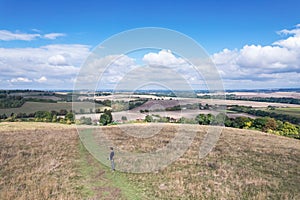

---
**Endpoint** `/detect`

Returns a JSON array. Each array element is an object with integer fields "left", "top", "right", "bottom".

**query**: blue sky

[{"left": 0, "top": 0, "right": 300, "bottom": 90}]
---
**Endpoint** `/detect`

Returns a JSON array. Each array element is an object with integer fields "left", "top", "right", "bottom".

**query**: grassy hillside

[
  {"left": 0, "top": 123, "right": 142, "bottom": 200},
  {"left": 0, "top": 123, "right": 299, "bottom": 199}
]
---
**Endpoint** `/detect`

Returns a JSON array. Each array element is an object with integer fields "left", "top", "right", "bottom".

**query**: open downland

[
  {"left": 0, "top": 122, "right": 142, "bottom": 200},
  {"left": 0, "top": 122, "right": 299, "bottom": 199}
]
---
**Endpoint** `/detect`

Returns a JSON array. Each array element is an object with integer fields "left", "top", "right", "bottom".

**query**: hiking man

[{"left": 109, "top": 147, "right": 115, "bottom": 171}]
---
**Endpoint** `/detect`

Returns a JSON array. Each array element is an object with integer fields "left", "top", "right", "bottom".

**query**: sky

[{"left": 0, "top": 0, "right": 300, "bottom": 90}]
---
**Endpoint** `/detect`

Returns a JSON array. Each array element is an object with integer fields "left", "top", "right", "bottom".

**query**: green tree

[
  {"left": 79, "top": 116, "right": 92, "bottom": 125},
  {"left": 145, "top": 115, "right": 153, "bottom": 122},
  {"left": 59, "top": 109, "right": 68, "bottom": 116},
  {"left": 100, "top": 113, "right": 110, "bottom": 125},
  {"left": 195, "top": 114, "right": 207, "bottom": 125},
  {"left": 52, "top": 115, "right": 57, "bottom": 122},
  {"left": 44, "top": 111, "right": 52, "bottom": 122},
  {"left": 65, "top": 112, "right": 74, "bottom": 121},
  {"left": 179, "top": 117, "right": 196, "bottom": 124},
  {"left": 212, "top": 113, "right": 227, "bottom": 126},
  {"left": 34, "top": 111, "right": 45, "bottom": 119},
  {"left": 224, "top": 117, "right": 233, "bottom": 127},
  {"left": 105, "top": 109, "right": 112, "bottom": 123},
  {"left": 276, "top": 120, "right": 284, "bottom": 130},
  {"left": 253, "top": 117, "right": 267, "bottom": 130},
  {"left": 0, "top": 114, "right": 7, "bottom": 120},
  {"left": 99, "top": 109, "right": 113, "bottom": 125},
  {"left": 231, "top": 117, "right": 252, "bottom": 129},
  {"left": 195, "top": 114, "right": 214, "bottom": 125},
  {"left": 281, "top": 122, "right": 298, "bottom": 136}
]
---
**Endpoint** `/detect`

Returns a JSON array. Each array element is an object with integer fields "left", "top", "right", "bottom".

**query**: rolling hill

[{"left": 0, "top": 122, "right": 299, "bottom": 199}]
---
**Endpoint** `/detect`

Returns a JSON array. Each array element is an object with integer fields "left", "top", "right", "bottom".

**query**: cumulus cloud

[
  {"left": 0, "top": 44, "right": 90, "bottom": 89},
  {"left": 143, "top": 49, "right": 186, "bottom": 66},
  {"left": 75, "top": 50, "right": 204, "bottom": 91},
  {"left": 35, "top": 76, "right": 47, "bottom": 83},
  {"left": 2, "top": 24, "right": 300, "bottom": 90},
  {"left": 212, "top": 24, "right": 300, "bottom": 89},
  {"left": 76, "top": 54, "right": 138, "bottom": 90},
  {"left": 0, "top": 30, "right": 66, "bottom": 41},
  {"left": 10, "top": 77, "right": 32, "bottom": 83},
  {"left": 48, "top": 55, "right": 68, "bottom": 66},
  {"left": 273, "top": 27, "right": 300, "bottom": 50},
  {"left": 142, "top": 50, "right": 209, "bottom": 89}
]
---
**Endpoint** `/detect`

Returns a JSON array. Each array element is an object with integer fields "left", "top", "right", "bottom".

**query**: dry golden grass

[
  {"left": 95, "top": 124, "right": 300, "bottom": 199},
  {"left": 0, "top": 122, "right": 140, "bottom": 200},
  {"left": 0, "top": 122, "right": 81, "bottom": 200},
  {"left": 1, "top": 122, "right": 299, "bottom": 199}
]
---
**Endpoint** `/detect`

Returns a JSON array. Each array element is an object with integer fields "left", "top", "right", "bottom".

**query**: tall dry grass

[
  {"left": 1, "top": 122, "right": 300, "bottom": 199},
  {"left": 96, "top": 124, "right": 300, "bottom": 199},
  {"left": 0, "top": 123, "right": 82, "bottom": 200}
]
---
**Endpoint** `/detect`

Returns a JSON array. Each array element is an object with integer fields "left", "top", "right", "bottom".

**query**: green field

[
  {"left": 271, "top": 107, "right": 300, "bottom": 118},
  {"left": 0, "top": 102, "right": 105, "bottom": 116}
]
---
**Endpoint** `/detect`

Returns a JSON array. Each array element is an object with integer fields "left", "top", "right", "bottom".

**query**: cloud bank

[
  {"left": 1, "top": 25, "right": 300, "bottom": 90},
  {"left": 212, "top": 24, "right": 300, "bottom": 89},
  {"left": 0, "top": 44, "right": 90, "bottom": 89}
]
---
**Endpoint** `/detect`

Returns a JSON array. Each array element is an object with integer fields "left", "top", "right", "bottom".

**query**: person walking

[{"left": 109, "top": 147, "right": 115, "bottom": 171}]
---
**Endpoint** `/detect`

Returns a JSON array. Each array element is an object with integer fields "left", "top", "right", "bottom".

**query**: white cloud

[
  {"left": 212, "top": 24, "right": 300, "bottom": 89},
  {"left": 35, "top": 76, "right": 47, "bottom": 83},
  {"left": 142, "top": 50, "right": 208, "bottom": 89},
  {"left": 0, "top": 44, "right": 90, "bottom": 89},
  {"left": 48, "top": 55, "right": 68, "bottom": 66},
  {"left": 10, "top": 77, "right": 32, "bottom": 83},
  {"left": 0, "top": 30, "right": 40, "bottom": 41},
  {"left": 2, "top": 24, "right": 300, "bottom": 90},
  {"left": 31, "top": 28, "right": 42, "bottom": 33},
  {"left": 273, "top": 31, "right": 300, "bottom": 50},
  {"left": 75, "top": 51, "right": 200, "bottom": 91},
  {"left": 76, "top": 54, "right": 138, "bottom": 90},
  {"left": 0, "top": 30, "right": 66, "bottom": 41},
  {"left": 143, "top": 49, "right": 186, "bottom": 66},
  {"left": 43, "top": 33, "right": 66, "bottom": 40}
]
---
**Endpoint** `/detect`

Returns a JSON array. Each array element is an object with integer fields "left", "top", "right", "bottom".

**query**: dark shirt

[{"left": 110, "top": 151, "right": 114, "bottom": 160}]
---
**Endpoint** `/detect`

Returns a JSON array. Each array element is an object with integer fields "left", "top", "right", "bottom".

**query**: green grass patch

[
  {"left": 0, "top": 101, "right": 104, "bottom": 116},
  {"left": 271, "top": 107, "right": 300, "bottom": 118},
  {"left": 78, "top": 137, "right": 145, "bottom": 199}
]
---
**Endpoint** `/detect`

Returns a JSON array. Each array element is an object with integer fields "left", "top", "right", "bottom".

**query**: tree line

[
  {"left": 0, "top": 94, "right": 57, "bottom": 109},
  {"left": 229, "top": 105, "right": 300, "bottom": 124},
  {"left": 0, "top": 109, "right": 74, "bottom": 124},
  {"left": 143, "top": 113, "right": 299, "bottom": 139}
]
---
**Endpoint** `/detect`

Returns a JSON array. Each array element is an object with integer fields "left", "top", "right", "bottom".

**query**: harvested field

[{"left": 230, "top": 91, "right": 300, "bottom": 99}]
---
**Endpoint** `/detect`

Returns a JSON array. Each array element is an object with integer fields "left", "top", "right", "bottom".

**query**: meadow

[
  {"left": 0, "top": 123, "right": 142, "bottom": 200},
  {"left": 269, "top": 107, "right": 300, "bottom": 118},
  {"left": 0, "top": 122, "right": 299, "bottom": 199},
  {"left": 0, "top": 102, "right": 101, "bottom": 116}
]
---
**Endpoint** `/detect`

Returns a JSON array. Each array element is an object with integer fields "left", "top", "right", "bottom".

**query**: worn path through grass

[{"left": 0, "top": 122, "right": 144, "bottom": 200}]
